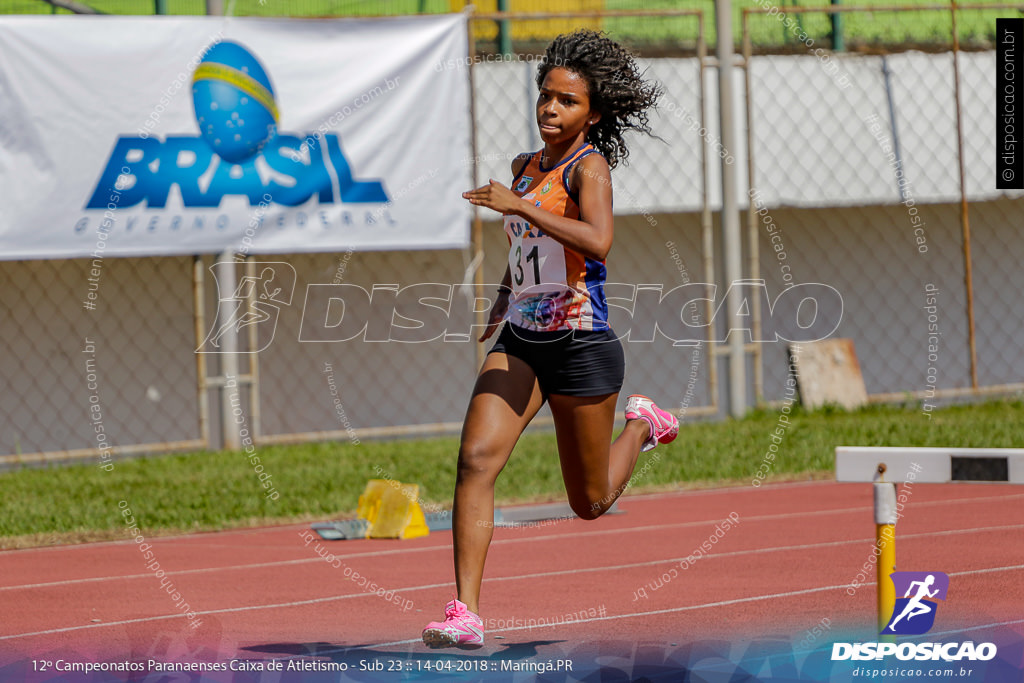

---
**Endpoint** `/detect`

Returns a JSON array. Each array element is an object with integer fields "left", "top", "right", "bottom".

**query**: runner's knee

[
  {"left": 568, "top": 492, "right": 606, "bottom": 521},
  {"left": 457, "top": 441, "right": 504, "bottom": 481}
]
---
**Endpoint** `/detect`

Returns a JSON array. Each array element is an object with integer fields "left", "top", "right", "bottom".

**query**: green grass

[
  {"left": 2, "top": 0, "right": 450, "bottom": 16},
  {"left": 1, "top": 398, "right": 1019, "bottom": 548},
  {"left": 5, "top": 0, "right": 1020, "bottom": 53},
  {"left": 597, "top": 0, "right": 1017, "bottom": 53}
]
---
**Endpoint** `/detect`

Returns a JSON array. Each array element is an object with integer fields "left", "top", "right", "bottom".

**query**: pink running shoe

[
  {"left": 422, "top": 599, "right": 484, "bottom": 648},
  {"left": 625, "top": 394, "right": 679, "bottom": 452}
]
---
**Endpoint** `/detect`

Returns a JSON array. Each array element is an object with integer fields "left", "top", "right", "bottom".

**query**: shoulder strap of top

[
  {"left": 563, "top": 145, "right": 600, "bottom": 205},
  {"left": 510, "top": 150, "right": 540, "bottom": 187}
]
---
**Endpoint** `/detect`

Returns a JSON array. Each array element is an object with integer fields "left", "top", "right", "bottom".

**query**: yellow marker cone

[
  {"left": 400, "top": 486, "right": 431, "bottom": 540},
  {"left": 359, "top": 479, "right": 430, "bottom": 539},
  {"left": 357, "top": 479, "right": 390, "bottom": 537}
]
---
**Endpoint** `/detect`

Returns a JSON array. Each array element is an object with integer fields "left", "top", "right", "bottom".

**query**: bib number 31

[{"left": 510, "top": 236, "right": 565, "bottom": 289}]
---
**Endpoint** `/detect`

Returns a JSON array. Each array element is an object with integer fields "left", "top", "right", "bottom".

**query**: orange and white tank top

[{"left": 502, "top": 143, "right": 609, "bottom": 332}]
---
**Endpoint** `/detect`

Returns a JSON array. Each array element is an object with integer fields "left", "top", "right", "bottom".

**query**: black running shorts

[{"left": 488, "top": 323, "right": 625, "bottom": 397}]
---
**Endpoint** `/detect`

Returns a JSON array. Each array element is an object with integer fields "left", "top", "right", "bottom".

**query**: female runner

[{"left": 423, "top": 29, "right": 676, "bottom": 648}]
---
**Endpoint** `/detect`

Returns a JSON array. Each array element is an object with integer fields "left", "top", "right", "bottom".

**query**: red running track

[{"left": 1, "top": 481, "right": 1023, "bottom": 671}]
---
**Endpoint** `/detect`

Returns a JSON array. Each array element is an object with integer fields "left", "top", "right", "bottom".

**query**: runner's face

[{"left": 536, "top": 68, "right": 598, "bottom": 145}]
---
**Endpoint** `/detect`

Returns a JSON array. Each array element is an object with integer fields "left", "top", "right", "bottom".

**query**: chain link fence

[
  {"left": 2, "top": 5, "right": 1022, "bottom": 467},
  {"left": 0, "top": 256, "right": 203, "bottom": 465},
  {"left": 741, "top": 4, "right": 1024, "bottom": 404}
]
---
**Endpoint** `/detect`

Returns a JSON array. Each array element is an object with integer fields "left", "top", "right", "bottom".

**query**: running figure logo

[
  {"left": 198, "top": 262, "right": 296, "bottom": 353},
  {"left": 882, "top": 571, "right": 950, "bottom": 635}
]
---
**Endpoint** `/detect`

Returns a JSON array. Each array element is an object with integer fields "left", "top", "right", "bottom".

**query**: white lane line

[
  {"left": 0, "top": 556, "right": 323, "bottom": 592},
  {"left": 951, "top": 563, "right": 1024, "bottom": 578},
  {"left": 0, "top": 582, "right": 456, "bottom": 642},
  {"left": 2, "top": 534, "right": 1022, "bottom": 643},
  {"left": 302, "top": 569, "right": 1024, "bottom": 654},
  {"left": 5, "top": 487, "right": 1021, "bottom": 557},
  {"left": 356, "top": 565, "right": 1024, "bottom": 651},
  {"left": 4, "top": 511, "right": 1023, "bottom": 594},
  {"left": 3, "top": 509, "right": 857, "bottom": 591},
  {"left": 0, "top": 521, "right": 317, "bottom": 554},
  {"left": 477, "top": 528, "right": 1024, "bottom": 587}
]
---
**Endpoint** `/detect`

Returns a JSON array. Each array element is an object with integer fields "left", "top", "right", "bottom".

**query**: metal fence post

[
  {"left": 497, "top": 0, "right": 511, "bottom": 57},
  {"left": 950, "top": 0, "right": 979, "bottom": 389},
  {"left": 831, "top": 0, "right": 844, "bottom": 51},
  {"left": 193, "top": 256, "right": 211, "bottom": 450},
  {"left": 216, "top": 250, "right": 241, "bottom": 450},
  {"left": 742, "top": 11, "right": 764, "bottom": 405},
  {"left": 717, "top": 0, "right": 747, "bottom": 417},
  {"left": 466, "top": 9, "right": 487, "bottom": 371}
]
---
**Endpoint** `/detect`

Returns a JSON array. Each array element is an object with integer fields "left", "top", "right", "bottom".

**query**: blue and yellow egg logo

[{"left": 192, "top": 41, "right": 279, "bottom": 164}]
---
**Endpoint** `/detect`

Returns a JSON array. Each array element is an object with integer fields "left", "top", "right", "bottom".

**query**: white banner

[{"left": 0, "top": 15, "right": 471, "bottom": 260}]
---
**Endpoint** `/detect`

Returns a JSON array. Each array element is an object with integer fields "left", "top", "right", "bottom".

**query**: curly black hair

[{"left": 536, "top": 29, "right": 662, "bottom": 169}]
